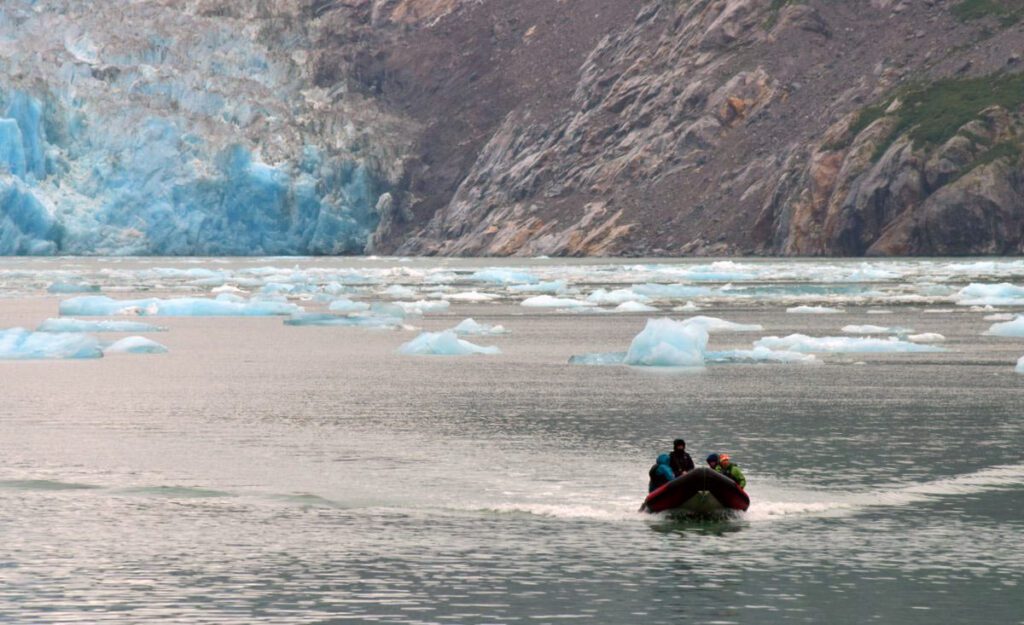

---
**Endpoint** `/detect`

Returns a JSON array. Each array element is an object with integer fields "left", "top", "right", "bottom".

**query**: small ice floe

[
  {"left": 508, "top": 280, "right": 567, "bottom": 294},
  {"left": 907, "top": 333, "right": 946, "bottom": 343},
  {"left": 984, "top": 313, "right": 1016, "bottom": 322},
  {"left": 328, "top": 298, "right": 370, "bottom": 314},
  {"left": 586, "top": 288, "right": 650, "bottom": 305},
  {"left": 452, "top": 318, "right": 507, "bottom": 336},
  {"left": 615, "top": 301, "right": 659, "bottom": 313},
  {"left": 0, "top": 328, "right": 103, "bottom": 359},
  {"left": 706, "top": 347, "right": 820, "bottom": 365},
  {"left": 285, "top": 310, "right": 405, "bottom": 329},
  {"left": 521, "top": 295, "right": 595, "bottom": 308},
  {"left": 568, "top": 352, "right": 628, "bottom": 366},
  {"left": 37, "top": 318, "right": 166, "bottom": 333},
  {"left": 673, "top": 301, "right": 700, "bottom": 312},
  {"left": 212, "top": 284, "right": 247, "bottom": 294},
  {"left": 104, "top": 336, "right": 168, "bottom": 354},
  {"left": 60, "top": 295, "right": 302, "bottom": 317},
  {"left": 681, "top": 316, "right": 763, "bottom": 333},
  {"left": 786, "top": 305, "right": 844, "bottom": 314},
  {"left": 1016, "top": 355, "right": 1024, "bottom": 374},
  {"left": 399, "top": 331, "right": 500, "bottom": 356},
  {"left": 447, "top": 291, "right": 500, "bottom": 302},
  {"left": 754, "top": 334, "right": 945, "bottom": 353},
  {"left": 866, "top": 309, "right": 893, "bottom": 315},
  {"left": 631, "top": 284, "right": 712, "bottom": 299},
  {"left": 395, "top": 300, "right": 450, "bottom": 315},
  {"left": 623, "top": 318, "right": 708, "bottom": 367},
  {"left": 470, "top": 269, "right": 538, "bottom": 285},
  {"left": 841, "top": 325, "right": 913, "bottom": 335},
  {"left": 382, "top": 285, "right": 417, "bottom": 299},
  {"left": 955, "top": 283, "right": 1024, "bottom": 307},
  {"left": 47, "top": 282, "right": 100, "bottom": 294},
  {"left": 985, "top": 316, "right": 1024, "bottom": 338}
]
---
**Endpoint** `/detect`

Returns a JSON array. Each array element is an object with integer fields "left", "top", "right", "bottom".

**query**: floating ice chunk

[
  {"left": 787, "top": 305, "right": 844, "bottom": 314},
  {"left": 104, "top": 336, "right": 168, "bottom": 354},
  {"left": 59, "top": 295, "right": 302, "bottom": 317},
  {"left": 681, "top": 316, "right": 763, "bottom": 333},
  {"left": 842, "top": 264, "right": 898, "bottom": 282},
  {"left": 1017, "top": 356, "right": 1024, "bottom": 374},
  {"left": 328, "top": 298, "right": 370, "bottom": 314},
  {"left": 447, "top": 291, "right": 500, "bottom": 302},
  {"left": 508, "top": 280, "right": 567, "bottom": 294},
  {"left": 382, "top": 285, "right": 417, "bottom": 299},
  {"left": 0, "top": 328, "right": 102, "bottom": 359},
  {"left": 632, "top": 284, "right": 713, "bottom": 299},
  {"left": 396, "top": 300, "right": 450, "bottom": 315},
  {"left": 557, "top": 307, "right": 613, "bottom": 314},
  {"left": 866, "top": 309, "right": 893, "bottom": 315},
  {"left": 615, "top": 301, "right": 659, "bottom": 312},
  {"left": 754, "top": 334, "right": 945, "bottom": 353},
  {"left": 521, "top": 295, "right": 596, "bottom": 308},
  {"left": 673, "top": 301, "right": 700, "bottom": 312},
  {"left": 452, "top": 318, "right": 507, "bottom": 336},
  {"left": 984, "top": 313, "right": 1016, "bottom": 322},
  {"left": 398, "top": 331, "right": 500, "bottom": 356},
  {"left": 587, "top": 289, "right": 650, "bottom": 305},
  {"left": 284, "top": 312, "right": 404, "bottom": 329},
  {"left": 47, "top": 282, "right": 100, "bottom": 294},
  {"left": 908, "top": 333, "right": 946, "bottom": 343},
  {"left": 706, "top": 347, "right": 820, "bottom": 365},
  {"left": 985, "top": 316, "right": 1024, "bottom": 338},
  {"left": 623, "top": 318, "right": 708, "bottom": 367},
  {"left": 568, "top": 352, "right": 627, "bottom": 366},
  {"left": 212, "top": 285, "right": 247, "bottom": 294},
  {"left": 37, "top": 318, "right": 166, "bottom": 333},
  {"left": 955, "top": 283, "right": 1024, "bottom": 306},
  {"left": 470, "top": 269, "right": 538, "bottom": 284},
  {"left": 842, "top": 325, "right": 913, "bottom": 335}
]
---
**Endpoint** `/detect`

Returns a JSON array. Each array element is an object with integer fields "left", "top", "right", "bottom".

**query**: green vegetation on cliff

[{"left": 952, "top": 0, "right": 1023, "bottom": 26}]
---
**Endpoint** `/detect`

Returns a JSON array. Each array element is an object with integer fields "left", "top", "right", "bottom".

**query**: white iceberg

[
  {"left": 841, "top": 325, "right": 913, "bottom": 335},
  {"left": 787, "top": 305, "right": 844, "bottom": 314},
  {"left": 0, "top": 328, "right": 102, "bottom": 359},
  {"left": 955, "top": 283, "right": 1024, "bottom": 306},
  {"left": 382, "top": 285, "right": 417, "bottom": 299},
  {"left": 623, "top": 318, "right": 709, "bottom": 367},
  {"left": 521, "top": 295, "right": 596, "bottom": 308},
  {"left": 104, "top": 336, "right": 168, "bottom": 354},
  {"left": 673, "top": 301, "right": 700, "bottom": 312},
  {"left": 907, "top": 333, "right": 946, "bottom": 343},
  {"left": 508, "top": 280, "right": 567, "bottom": 294},
  {"left": 615, "top": 301, "right": 659, "bottom": 312},
  {"left": 754, "top": 334, "right": 946, "bottom": 353},
  {"left": 447, "top": 291, "right": 500, "bottom": 302},
  {"left": 983, "top": 313, "right": 1016, "bottom": 322},
  {"left": 587, "top": 288, "right": 650, "bottom": 305},
  {"left": 37, "top": 318, "right": 166, "bottom": 333},
  {"left": 328, "top": 298, "right": 370, "bottom": 314},
  {"left": 398, "top": 331, "right": 500, "bottom": 356},
  {"left": 681, "top": 316, "right": 763, "bottom": 333},
  {"left": 1017, "top": 355, "right": 1024, "bottom": 374},
  {"left": 395, "top": 300, "right": 450, "bottom": 315},
  {"left": 985, "top": 316, "right": 1024, "bottom": 338},
  {"left": 60, "top": 295, "right": 302, "bottom": 317},
  {"left": 452, "top": 318, "right": 507, "bottom": 336}
]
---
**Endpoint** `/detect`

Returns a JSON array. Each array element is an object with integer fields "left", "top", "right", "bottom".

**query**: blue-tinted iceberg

[
  {"left": 787, "top": 305, "right": 843, "bottom": 314},
  {"left": 623, "top": 318, "right": 709, "bottom": 367},
  {"left": 706, "top": 348, "right": 819, "bottom": 365},
  {"left": 470, "top": 269, "right": 538, "bottom": 284},
  {"left": 37, "top": 318, "right": 166, "bottom": 333},
  {"left": 985, "top": 316, "right": 1024, "bottom": 338},
  {"left": 452, "top": 318, "right": 507, "bottom": 336},
  {"left": 395, "top": 300, "right": 450, "bottom": 315},
  {"left": 1017, "top": 356, "right": 1024, "bottom": 374},
  {"left": 568, "top": 352, "right": 629, "bottom": 366},
  {"left": 398, "top": 331, "right": 500, "bottom": 356},
  {"left": 754, "top": 334, "right": 945, "bottom": 353},
  {"left": 508, "top": 280, "right": 567, "bottom": 294},
  {"left": 587, "top": 289, "right": 650, "bottom": 305},
  {"left": 284, "top": 312, "right": 404, "bottom": 329},
  {"left": 0, "top": 328, "right": 102, "bottom": 359},
  {"left": 104, "top": 336, "right": 168, "bottom": 354},
  {"left": 59, "top": 295, "right": 301, "bottom": 317},
  {"left": 328, "top": 298, "right": 370, "bottom": 314},
  {"left": 956, "top": 283, "right": 1024, "bottom": 306},
  {"left": 842, "top": 325, "right": 913, "bottom": 335},
  {"left": 615, "top": 301, "right": 658, "bottom": 312}
]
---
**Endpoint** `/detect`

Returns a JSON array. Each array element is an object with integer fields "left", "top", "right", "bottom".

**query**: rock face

[{"left": 1, "top": 0, "right": 1022, "bottom": 256}]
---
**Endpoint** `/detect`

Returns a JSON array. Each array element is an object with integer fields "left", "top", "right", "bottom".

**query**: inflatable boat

[{"left": 640, "top": 467, "right": 750, "bottom": 515}]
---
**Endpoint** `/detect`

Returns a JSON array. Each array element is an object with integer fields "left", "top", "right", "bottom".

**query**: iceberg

[
  {"left": 447, "top": 291, "right": 500, "bottom": 302},
  {"left": 521, "top": 295, "right": 595, "bottom": 308},
  {"left": 395, "top": 300, "right": 450, "bottom": 315},
  {"left": 985, "top": 316, "right": 1024, "bottom": 338},
  {"left": 452, "top": 318, "right": 507, "bottom": 336},
  {"left": 787, "top": 305, "right": 844, "bottom": 314},
  {"left": 104, "top": 336, "right": 168, "bottom": 354},
  {"left": 983, "top": 313, "right": 1016, "bottom": 322},
  {"left": 1017, "top": 356, "right": 1024, "bottom": 375},
  {"left": 284, "top": 312, "right": 404, "bottom": 329},
  {"left": 706, "top": 348, "right": 820, "bottom": 365},
  {"left": 673, "top": 302, "right": 701, "bottom": 312},
  {"left": 328, "top": 298, "right": 371, "bottom": 314},
  {"left": 59, "top": 295, "right": 302, "bottom": 317},
  {"left": 615, "top": 301, "right": 659, "bottom": 312},
  {"left": 631, "top": 284, "right": 713, "bottom": 299},
  {"left": 754, "top": 334, "right": 946, "bottom": 353},
  {"left": 508, "top": 280, "right": 567, "bottom": 294},
  {"left": 0, "top": 328, "right": 102, "bottom": 359},
  {"left": 398, "top": 331, "right": 500, "bottom": 356},
  {"left": 37, "top": 318, "right": 166, "bottom": 333},
  {"left": 623, "top": 318, "right": 709, "bottom": 367},
  {"left": 586, "top": 289, "right": 650, "bottom": 305},
  {"left": 382, "top": 285, "right": 417, "bottom": 299},
  {"left": 841, "top": 325, "right": 913, "bottom": 335},
  {"left": 955, "top": 283, "right": 1024, "bottom": 306},
  {"left": 568, "top": 352, "right": 628, "bottom": 366},
  {"left": 907, "top": 333, "right": 946, "bottom": 343},
  {"left": 681, "top": 316, "right": 763, "bottom": 333},
  {"left": 470, "top": 269, "right": 538, "bottom": 284}
]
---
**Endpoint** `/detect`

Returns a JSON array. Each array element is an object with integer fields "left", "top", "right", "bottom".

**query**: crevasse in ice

[{"left": 0, "top": 2, "right": 394, "bottom": 255}]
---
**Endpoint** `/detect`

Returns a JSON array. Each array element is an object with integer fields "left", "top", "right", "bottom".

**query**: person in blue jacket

[{"left": 648, "top": 453, "right": 675, "bottom": 492}]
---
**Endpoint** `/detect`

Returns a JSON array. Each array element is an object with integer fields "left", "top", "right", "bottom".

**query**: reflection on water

[{"left": 0, "top": 257, "right": 1022, "bottom": 624}]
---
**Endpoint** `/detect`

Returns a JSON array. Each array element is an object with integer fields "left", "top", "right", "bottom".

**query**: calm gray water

[{"left": 1, "top": 257, "right": 1022, "bottom": 624}]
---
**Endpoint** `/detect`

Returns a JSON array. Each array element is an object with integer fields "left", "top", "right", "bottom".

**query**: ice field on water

[{"left": 1, "top": 256, "right": 1023, "bottom": 624}]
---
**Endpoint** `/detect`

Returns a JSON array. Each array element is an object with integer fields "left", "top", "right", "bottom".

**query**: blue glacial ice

[
  {"left": 985, "top": 316, "right": 1024, "bottom": 337},
  {"left": 508, "top": 280, "right": 568, "bottom": 294},
  {"left": 754, "top": 334, "right": 946, "bottom": 353},
  {"left": 623, "top": 318, "right": 709, "bottom": 367},
  {"left": 841, "top": 325, "right": 913, "bottom": 335},
  {"left": 1017, "top": 356, "right": 1024, "bottom": 374},
  {"left": 470, "top": 269, "right": 538, "bottom": 285},
  {"left": 705, "top": 347, "right": 819, "bottom": 365},
  {"left": 59, "top": 295, "right": 302, "bottom": 316},
  {"left": 787, "top": 305, "right": 844, "bottom": 314},
  {"left": 586, "top": 289, "right": 650, "bottom": 305},
  {"left": 955, "top": 283, "right": 1024, "bottom": 306},
  {"left": 615, "top": 301, "right": 659, "bottom": 312},
  {"left": 104, "top": 336, "right": 168, "bottom": 354},
  {"left": 395, "top": 300, "right": 450, "bottom": 315},
  {"left": 0, "top": 4, "right": 394, "bottom": 255},
  {"left": 284, "top": 312, "right": 404, "bottom": 329},
  {"left": 37, "top": 318, "right": 166, "bottom": 333},
  {"left": 0, "top": 327, "right": 103, "bottom": 359},
  {"left": 452, "top": 318, "right": 507, "bottom": 336},
  {"left": 328, "top": 298, "right": 370, "bottom": 314},
  {"left": 398, "top": 331, "right": 500, "bottom": 356}
]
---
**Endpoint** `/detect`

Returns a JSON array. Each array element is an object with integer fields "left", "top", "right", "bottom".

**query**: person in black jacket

[{"left": 668, "top": 438, "right": 695, "bottom": 477}]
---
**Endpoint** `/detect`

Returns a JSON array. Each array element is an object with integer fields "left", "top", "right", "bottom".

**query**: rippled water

[{"left": 1, "top": 257, "right": 1022, "bottom": 624}]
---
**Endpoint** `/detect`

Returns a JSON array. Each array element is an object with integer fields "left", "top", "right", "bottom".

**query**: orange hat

[{"left": 719, "top": 453, "right": 731, "bottom": 464}]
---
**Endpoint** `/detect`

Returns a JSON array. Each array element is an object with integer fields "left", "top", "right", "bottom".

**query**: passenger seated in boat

[
  {"left": 648, "top": 453, "right": 675, "bottom": 492},
  {"left": 716, "top": 453, "right": 747, "bottom": 490},
  {"left": 668, "top": 438, "right": 694, "bottom": 477},
  {"left": 705, "top": 453, "right": 720, "bottom": 470}
]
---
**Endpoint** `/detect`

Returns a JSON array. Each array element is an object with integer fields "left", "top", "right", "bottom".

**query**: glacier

[{"left": 0, "top": 2, "right": 400, "bottom": 255}]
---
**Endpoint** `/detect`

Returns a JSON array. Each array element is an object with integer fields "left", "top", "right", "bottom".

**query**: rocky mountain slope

[{"left": 1, "top": 0, "right": 1022, "bottom": 256}]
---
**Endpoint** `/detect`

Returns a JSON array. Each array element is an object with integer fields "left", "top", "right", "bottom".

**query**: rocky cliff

[{"left": 1, "top": 0, "right": 1022, "bottom": 256}]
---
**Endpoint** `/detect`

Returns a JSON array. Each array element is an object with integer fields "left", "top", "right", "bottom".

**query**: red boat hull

[{"left": 642, "top": 467, "right": 750, "bottom": 514}]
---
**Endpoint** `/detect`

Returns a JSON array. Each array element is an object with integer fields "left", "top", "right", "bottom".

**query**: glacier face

[{"left": 0, "top": 1, "right": 402, "bottom": 255}]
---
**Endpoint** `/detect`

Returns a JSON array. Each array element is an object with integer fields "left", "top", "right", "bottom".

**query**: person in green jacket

[{"left": 716, "top": 453, "right": 746, "bottom": 490}]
